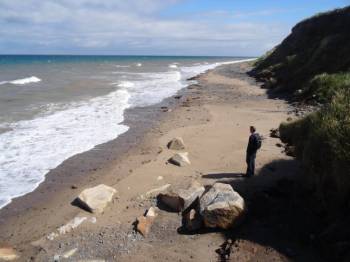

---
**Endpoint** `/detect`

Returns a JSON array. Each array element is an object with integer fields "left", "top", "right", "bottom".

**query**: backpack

[{"left": 255, "top": 133, "right": 262, "bottom": 150}]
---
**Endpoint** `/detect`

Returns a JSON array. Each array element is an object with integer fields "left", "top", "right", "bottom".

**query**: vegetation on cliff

[
  {"left": 252, "top": 6, "right": 350, "bottom": 210},
  {"left": 252, "top": 6, "right": 350, "bottom": 101}
]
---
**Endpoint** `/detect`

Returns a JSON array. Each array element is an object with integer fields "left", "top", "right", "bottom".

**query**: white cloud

[{"left": 0, "top": 0, "right": 289, "bottom": 56}]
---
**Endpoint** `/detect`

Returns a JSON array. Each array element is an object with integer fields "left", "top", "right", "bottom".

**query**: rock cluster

[
  {"left": 158, "top": 182, "right": 246, "bottom": 232},
  {"left": 167, "top": 137, "right": 191, "bottom": 167}
]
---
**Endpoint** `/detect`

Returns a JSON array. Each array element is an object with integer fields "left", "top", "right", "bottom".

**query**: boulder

[
  {"left": 136, "top": 207, "right": 158, "bottom": 237},
  {"left": 77, "top": 184, "right": 117, "bottom": 213},
  {"left": 183, "top": 209, "right": 203, "bottom": 231},
  {"left": 200, "top": 183, "right": 245, "bottom": 229},
  {"left": 158, "top": 181, "right": 205, "bottom": 212},
  {"left": 0, "top": 246, "right": 18, "bottom": 261},
  {"left": 168, "top": 152, "right": 190, "bottom": 167},
  {"left": 167, "top": 137, "right": 186, "bottom": 150}
]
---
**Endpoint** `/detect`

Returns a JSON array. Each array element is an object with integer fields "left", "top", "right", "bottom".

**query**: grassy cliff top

[{"left": 251, "top": 6, "right": 350, "bottom": 101}]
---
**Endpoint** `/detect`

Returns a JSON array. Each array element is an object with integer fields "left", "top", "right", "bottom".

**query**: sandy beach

[{"left": 0, "top": 62, "right": 322, "bottom": 261}]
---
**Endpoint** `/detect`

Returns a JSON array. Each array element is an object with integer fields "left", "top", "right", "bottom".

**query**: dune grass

[{"left": 280, "top": 86, "right": 350, "bottom": 210}]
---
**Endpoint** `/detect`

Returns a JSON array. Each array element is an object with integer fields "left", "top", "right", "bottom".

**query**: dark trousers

[{"left": 246, "top": 152, "right": 256, "bottom": 177}]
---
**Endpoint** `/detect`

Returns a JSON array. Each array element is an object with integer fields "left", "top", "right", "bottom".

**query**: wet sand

[{"left": 1, "top": 62, "right": 322, "bottom": 261}]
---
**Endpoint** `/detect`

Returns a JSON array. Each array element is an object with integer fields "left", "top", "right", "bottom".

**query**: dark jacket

[{"left": 247, "top": 133, "right": 259, "bottom": 155}]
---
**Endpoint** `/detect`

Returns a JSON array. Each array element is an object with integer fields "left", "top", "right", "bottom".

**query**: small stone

[
  {"left": 63, "top": 248, "right": 78, "bottom": 258},
  {"left": 136, "top": 216, "right": 154, "bottom": 237},
  {"left": 167, "top": 137, "right": 186, "bottom": 150},
  {"left": 183, "top": 209, "right": 202, "bottom": 231},
  {"left": 146, "top": 207, "right": 158, "bottom": 218},
  {"left": 0, "top": 246, "right": 19, "bottom": 261},
  {"left": 168, "top": 152, "right": 191, "bottom": 167}
]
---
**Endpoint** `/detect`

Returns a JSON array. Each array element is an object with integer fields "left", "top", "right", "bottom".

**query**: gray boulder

[
  {"left": 158, "top": 181, "right": 205, "bottom": 212},
  {"left": 200, "top": 183, "right": 245, "bottom": 229}
]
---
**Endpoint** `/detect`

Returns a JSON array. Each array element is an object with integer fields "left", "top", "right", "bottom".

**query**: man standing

[{"left": 246, "top": 126, "right": 261, "bottom": 177}]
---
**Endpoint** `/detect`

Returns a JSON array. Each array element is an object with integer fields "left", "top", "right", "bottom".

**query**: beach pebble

[
  {"left": 168, "top": 152, "right": 191, "bottom": 167},
  {"left": 167, "top": 137, "right": 186, "bottom": 150},
  {"left": 0, "top": 245, "right": 19, "bottom": 261}
]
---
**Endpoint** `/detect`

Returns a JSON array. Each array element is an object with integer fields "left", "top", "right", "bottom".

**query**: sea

[{"left": 0, "top": 55, "right": 253, "bottom": 209}]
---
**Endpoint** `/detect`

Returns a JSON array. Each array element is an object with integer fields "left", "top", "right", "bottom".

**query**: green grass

[
  {"left": 302, "top": 73, "right": 350, "bottom": 103},
  {"left": 279, "top": 88, "right": 350, "bottom": 210}
]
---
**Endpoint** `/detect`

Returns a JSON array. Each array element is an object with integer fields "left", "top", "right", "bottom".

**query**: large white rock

[
  {"left": 200, "top": 183, "right": 245, "bottom": 229},
  {"left": 167, "top": 137, "right": 186, "bottom": 150},
  {"left": 77, "top": 184, "right": 117, "bottom": 213},
  {"left": 158, "top": 181, "right": 205, "bottom": 212},
  {"left": 0, "top": 246, "right": 18, "bottom": 261},
  {"left": 168, "top": 152, "right": 191, "bottom": 167}
]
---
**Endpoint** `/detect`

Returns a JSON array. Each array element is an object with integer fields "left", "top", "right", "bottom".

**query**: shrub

[
  {"left": 279, "top": 88, "right": 350, "bottom": 210},
  {"left": 303, "top": 73, "right": 350, "bottom": 103}
]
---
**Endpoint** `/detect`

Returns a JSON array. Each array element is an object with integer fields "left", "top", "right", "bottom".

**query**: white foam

[
  {"left": 114, "top": 71, "right": 185, "bottom": 107},
  {"left": 0, "top": 76, "right": 42, "bottom": 85},
  {"left": 0, "top": 57, "right": 255, "bottom": 209},
  {"left": 169, "top": 64, "right": 178, "bottom": 69},
  {"left": 181, "top": 58, "right": 256, "bottom": 80},
  {"left": 135, "top": 63, "right": 142, "bottom": 67},
  {"left": 0, "top": 89, "right": 130, "bottom": 209},
  {"left": 115, "top": 65, "right": 130, "bottom": 68},
  {"left": 117, "top": 81, "right": 135, "bottom": 88}
]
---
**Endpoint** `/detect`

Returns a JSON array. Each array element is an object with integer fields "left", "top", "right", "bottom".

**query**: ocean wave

[
  {"left": 117, "top": 81, "right": 135, "bottom": 88},
  {"left": 169, "top": 64, "right": 178, "bottom": 69},
  {"left": 135, "top": 63, "right": 142, "bottom": 67},
  {"left": 0, "top": 76, "right": 42, "bottom": 85},
  {"left": 0, "top": 57, "right": 255, "bottom": 209},
  {"left": 114, "top": 65, "right": 130, "bottom": 68},
  {"left": 0, "top": 89, "right": 130, "bottom": 209}
]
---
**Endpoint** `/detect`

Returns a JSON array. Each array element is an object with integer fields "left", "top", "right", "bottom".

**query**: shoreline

[
  {"left": 1, "top": 61, "right": 303, "bottom": 261},
  {"left": 0, "top": 58, "right": 255, "bottom": 211},
  {"left": 0, "top": 60, "right": 240, "bottom": 244}
]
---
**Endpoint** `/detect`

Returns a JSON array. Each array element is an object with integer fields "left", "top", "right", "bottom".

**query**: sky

[{"left": 0, "top": 0, "right": 348, "bottom": 56}]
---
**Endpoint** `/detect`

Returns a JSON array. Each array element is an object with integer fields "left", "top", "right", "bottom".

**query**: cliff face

[{"left": 252, "top": 6, "right": 350, "bottom": 98}]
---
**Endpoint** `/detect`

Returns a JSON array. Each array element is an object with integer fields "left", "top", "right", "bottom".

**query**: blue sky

[{"left": 0, "top": 0, "right": 348, "bottom": 56}]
